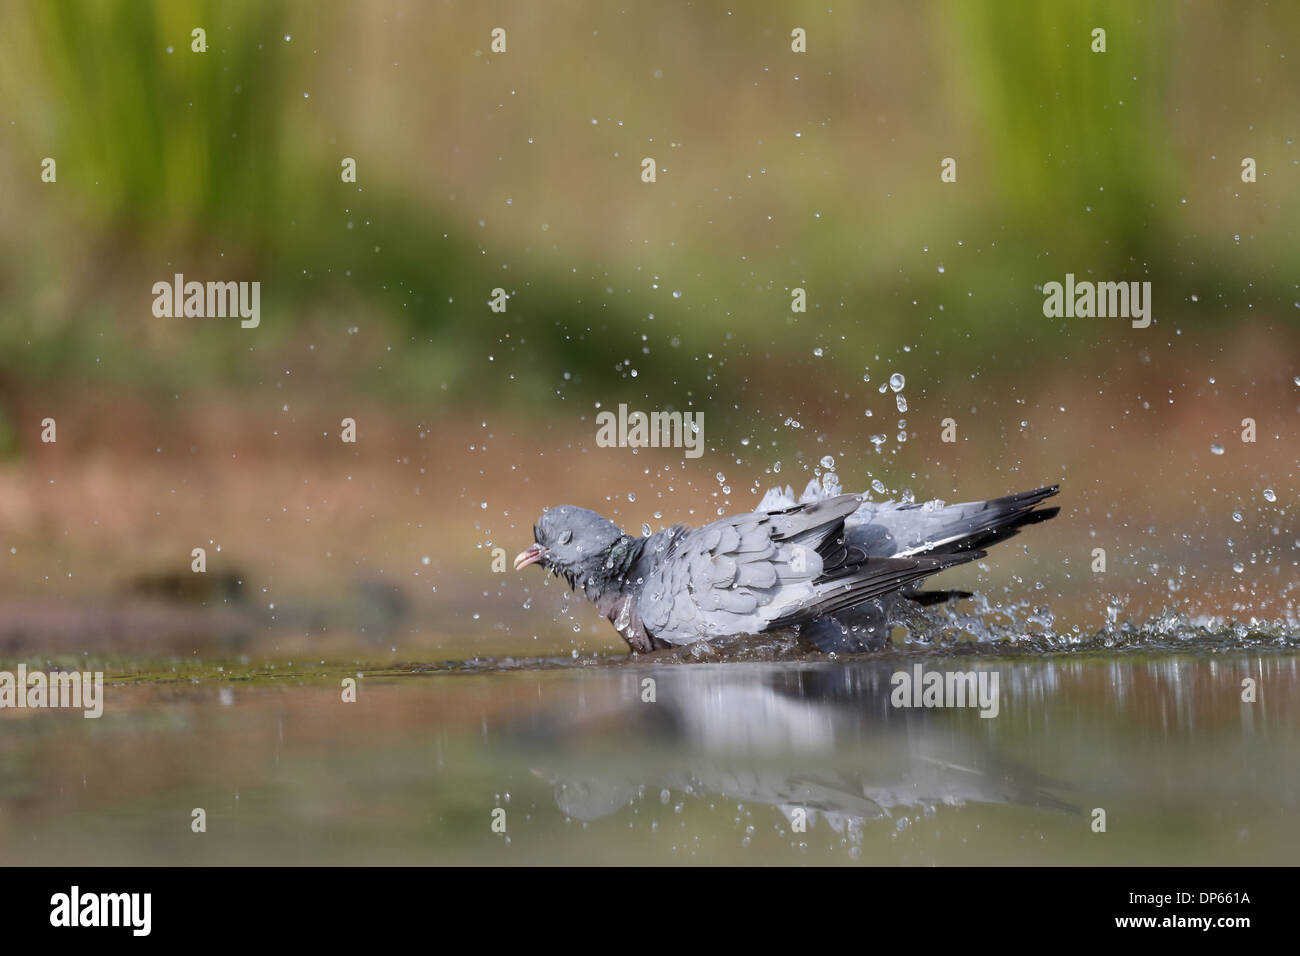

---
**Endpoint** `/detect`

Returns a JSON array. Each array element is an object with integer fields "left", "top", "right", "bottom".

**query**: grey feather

[{"left": 518, "top": 483, "right": 1059, "bottom": 653}]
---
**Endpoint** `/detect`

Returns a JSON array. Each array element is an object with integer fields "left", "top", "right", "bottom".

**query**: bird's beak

[{"left": 514, "top": 544, "right": 548, "bottom": 570}]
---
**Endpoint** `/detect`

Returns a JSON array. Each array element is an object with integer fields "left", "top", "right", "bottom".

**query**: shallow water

[{"left": 1, "top": 628, "right": 1298, "bottom": 865}]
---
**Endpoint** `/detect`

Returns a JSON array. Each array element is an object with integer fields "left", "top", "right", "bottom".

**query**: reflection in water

[
  {"left": 514, "top": 662, "right": 1081, "bottom": 835},
  {"left": 0, "top": 642, "right": 1296, "bottom": 864}
]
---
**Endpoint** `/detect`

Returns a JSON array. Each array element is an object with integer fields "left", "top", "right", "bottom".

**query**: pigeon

[{"left": 515, "top": 481, "right": 1059, "bottom": 653}]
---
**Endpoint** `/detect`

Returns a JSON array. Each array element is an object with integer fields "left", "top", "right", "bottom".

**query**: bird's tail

[
  {"left": 910, "top": 484, "right": 1060, "bottom": 556},
  {"left": 849, "top": 484, "right": 1060, "bottom": 559}
]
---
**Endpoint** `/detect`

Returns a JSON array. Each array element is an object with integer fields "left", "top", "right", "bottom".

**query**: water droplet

[
  {"left": 1210, "top": 443, "right": 1224, "bottom": 455},
  {"left": 1263, "top": 488, "right": 1277, "bottom": 502},
  {"left": 896, "top": 395, "right": 908, "bottom": 413},
  {"left": 889, "top": 373, "right": 905, "bottom": 392}
]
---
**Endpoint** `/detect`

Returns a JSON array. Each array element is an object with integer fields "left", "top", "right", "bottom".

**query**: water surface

[{"left": 2, "top": 624, "right": 1297, "bottom": 865}]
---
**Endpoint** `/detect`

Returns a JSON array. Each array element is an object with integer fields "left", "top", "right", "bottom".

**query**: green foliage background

[{"left": 0, "top": 0, "right": 1295, "bottom": 417}]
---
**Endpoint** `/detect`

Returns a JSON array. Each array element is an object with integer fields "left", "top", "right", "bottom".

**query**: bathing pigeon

[{"left": 515, "top": 483, "right": 1059, "bottom": 653}]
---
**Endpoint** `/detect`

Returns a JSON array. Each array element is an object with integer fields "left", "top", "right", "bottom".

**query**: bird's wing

[
  {"left": 636, "top": 494, "right": 864, "bottom": 644},
  {"left": 762, "top": 550, "right": 984, "bottom": 630},
  {"left": 637, "top": 494, "right": 985, "bottom": 644}
]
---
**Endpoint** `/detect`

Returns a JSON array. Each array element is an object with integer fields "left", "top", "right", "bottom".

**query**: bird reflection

[{"left": 508, "top": 659, "right": 1078, "bottom": 828}]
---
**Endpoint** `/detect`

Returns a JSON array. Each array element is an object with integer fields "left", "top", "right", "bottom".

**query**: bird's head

[{"left": 514, "top": 505, "right": 626, "bottom": 587}]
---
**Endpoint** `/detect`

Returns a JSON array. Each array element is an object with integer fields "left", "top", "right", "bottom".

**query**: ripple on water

[{"left": 408, "top": 608, "right": 1300, "bottom": 675}]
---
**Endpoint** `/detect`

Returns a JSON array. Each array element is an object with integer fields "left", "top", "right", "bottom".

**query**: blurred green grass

[{"left": 0, "top": 0, "right": 1296, "bottom": 420}]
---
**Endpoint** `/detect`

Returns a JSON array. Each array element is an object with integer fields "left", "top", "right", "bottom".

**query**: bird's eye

[{"left": 558, "top": 530, "right": 573, "bottom": 545}]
